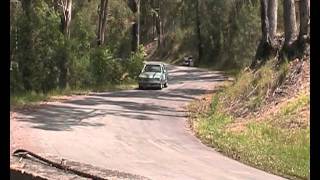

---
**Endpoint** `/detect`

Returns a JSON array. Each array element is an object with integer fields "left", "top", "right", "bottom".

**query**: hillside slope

[{"left": 188, "top": 57, "right": 310, "bottom": 180}]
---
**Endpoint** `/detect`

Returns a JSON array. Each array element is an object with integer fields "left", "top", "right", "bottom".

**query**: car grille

[
  {"left": 140, "top": 78, "right": 149, "bottom": 82},
  {"left": 140, "top": 78, "right": 159, "bottom": 83}
]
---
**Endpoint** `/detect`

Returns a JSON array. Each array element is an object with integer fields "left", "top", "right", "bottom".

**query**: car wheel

[{"left": 164, "top": 82, "right": 168, "bottom": 88}]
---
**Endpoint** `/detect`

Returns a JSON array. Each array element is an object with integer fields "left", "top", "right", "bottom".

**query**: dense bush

[
  {"left": 10, "top": 0, "right": 141, "bottom": 94},
  {"left": 11, "top": 1, "right": 64, "bottom": 93},
  {"left": 89, "top": 46, "right": 145, "bottom": 86},
  {"left": 125, "top": 45, "right": 146, "bottom": 80}
]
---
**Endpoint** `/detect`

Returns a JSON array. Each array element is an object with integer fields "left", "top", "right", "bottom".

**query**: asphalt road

[{"left": 11, "top": 64, "right": 285, "bottom": 180}]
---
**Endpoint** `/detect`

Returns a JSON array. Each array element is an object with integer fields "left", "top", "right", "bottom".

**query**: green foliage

[
  {"left": 12, "top": 0, "right": 64, "bottom": 92},
  {"left": 90, "top": 48, "right": 117, "bottom": 85},
  {"left": 197, "top": 0, "right": 261, "bottom": 68},
  {"left": 71, "top": 1, "right": 96, "bottom": 50},
  {"left": 10, "top": 0, "right": 137, "bottom": 94},
  {"left": 123, "top": 45, "right": 146, "bottom": 80},
  {"left": 89, "top": 45, "right": 145, "bottom": 86},
  {"left": 145, "top": 0, "right": 260, "bottom": 69},
  {"left": 10, "top": 0, "right": 262, "bottom": 94},
  {"left": 107, "top": 0, "right": 133, "bottom": 56}
]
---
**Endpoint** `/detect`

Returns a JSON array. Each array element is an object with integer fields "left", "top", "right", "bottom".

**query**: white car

[{"left": 138, "top": 62, "right": 168, "bottom": 90}]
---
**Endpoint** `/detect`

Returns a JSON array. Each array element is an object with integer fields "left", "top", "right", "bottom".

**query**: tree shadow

[
  {"left": 16, "top": 106, "right": 106, "bottom": 131},
  {"left": 15, "top": 65, "right": 227, "bottom": 132}
]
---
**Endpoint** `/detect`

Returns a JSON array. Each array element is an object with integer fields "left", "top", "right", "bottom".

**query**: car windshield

[{"left": 143, "top": 65, "right": 161, "bottom": 72}]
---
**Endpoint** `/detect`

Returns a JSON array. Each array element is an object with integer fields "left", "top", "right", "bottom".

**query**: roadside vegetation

[
  {"left": 10, "top": 0, "right": 146, "bottom": 108},
  {"left": 10, "top": 0, "right": 263, "bottom": 107},
  {"left": 188, "top": 58, "right": 310, "bottom": 179}
]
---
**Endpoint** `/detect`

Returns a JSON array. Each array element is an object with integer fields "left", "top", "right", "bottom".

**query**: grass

[
  {"left": 189, "top": 60, "right": 309, "bottom": 179},
  {"left": 10, "top": 81, "right": 138, "bottom": 109},
  {"left": 192, "top": 93, "right": 309, "bottom": 180}
]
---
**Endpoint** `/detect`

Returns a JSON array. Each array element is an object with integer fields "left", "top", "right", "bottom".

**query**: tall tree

[
  {"left": 260, "top": 0, "right": 270, "bottom": 47},
  {"left": 195, "top": 0, "right": 202, "bottom": 64},
  {"left": 252, "top": 0, "right": 279, "bottom": 66},
  {"left": 10, "top": 0, "right": 20, "bottom": 63},
  {"left": 155, "top": 0, "right": 161, "bottom": 48},
  {"left": 97, "top": 0, "right": 109, "bottom": 46},
  {"left": 298, "top": 0, "right": 310, "bottom": 53},
  {"left": 55, "top": 0, "right": 73, "bottom": 38},
  {"left": 283, "top": 0, "right": 297, "bottom": 47},
  {"left": 152, "top": 0, "right": 156, "bottom": 40},
  {"left": 20, "top": 0, "right": 34, "bottom": 90},
  {"left": 128, "top": 0, "right": 140, "bottom": 52},
  {"left": 54, "top": 0, "right": 73, "bottom": 88},
  {"left": 268, "top": 0, "right": 278, "bottom": 43}
]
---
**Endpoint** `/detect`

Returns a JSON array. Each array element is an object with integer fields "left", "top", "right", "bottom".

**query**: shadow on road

[
  {"left": 16, "top": 106, "right": 106, "bottom": 131},
  {"left": 14, "top": 66, "right": 227, "bottom": 131}
]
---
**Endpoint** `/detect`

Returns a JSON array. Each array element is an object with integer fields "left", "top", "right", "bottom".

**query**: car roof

[{"left": 144, "top": 62, "right": 164, "bottom": 66}]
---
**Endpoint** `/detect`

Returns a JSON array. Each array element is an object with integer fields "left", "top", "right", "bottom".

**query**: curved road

[{"left": 11, "top": 64, "right": 285, "bottom": 180}]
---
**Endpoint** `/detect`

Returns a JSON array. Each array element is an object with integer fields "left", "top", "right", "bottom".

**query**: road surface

[{"left": 10, "top": 64, "right": 285, "bottom": 180}]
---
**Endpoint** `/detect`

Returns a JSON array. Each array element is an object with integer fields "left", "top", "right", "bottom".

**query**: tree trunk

[
  {"left": 283, "top": 0, "right": 297, "bottom": 47},
  {"left": 54, "top": 0, "right": 73, "bottom": 88},
  {"left": 252, "top": 0, "right": 271, "bottom": 65},
  {"left": 10, "top": 1, "right": 19, "bottom": 64},
  {"left": 268, "top": 0, "right": 278, "bottom": 42},
  {"left": 299, "top": 0, "right": 310, "bottom": 41},
  {"left": 128, "top": 0, "right": 140, "bottom": 52},
  {"left": 97, "top": 0, "right": 109, "bottom": 46},
  {"left": 137, "top": 0, "right": 140, "bottom": 48},
  {"left": 195, "top": 0, "right": 202, "bottom": 65},
  {"left": 152, "top": 0, "right": 156, "bottom": 39},
  {"left": 298, "top": 0, "right": 309, "bottom": 54},
  {"left": 260, "top": 0, "right": 270, "bottom": 44},
  {"left": 156, "top": 0, "right": 161, "bottom": 48},
  {"left": 20, "top": 0, "right": 33, "bottom": 90},
  {"left": 251, "top": 0, "right": 279, "bottom": 68},
  {"left": 55, "top": 0, "right": 72, "bottom": 39}
]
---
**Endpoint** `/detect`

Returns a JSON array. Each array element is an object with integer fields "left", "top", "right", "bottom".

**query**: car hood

[{"left": 139, "top": 72, "right": 162, "bottom": 79}]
